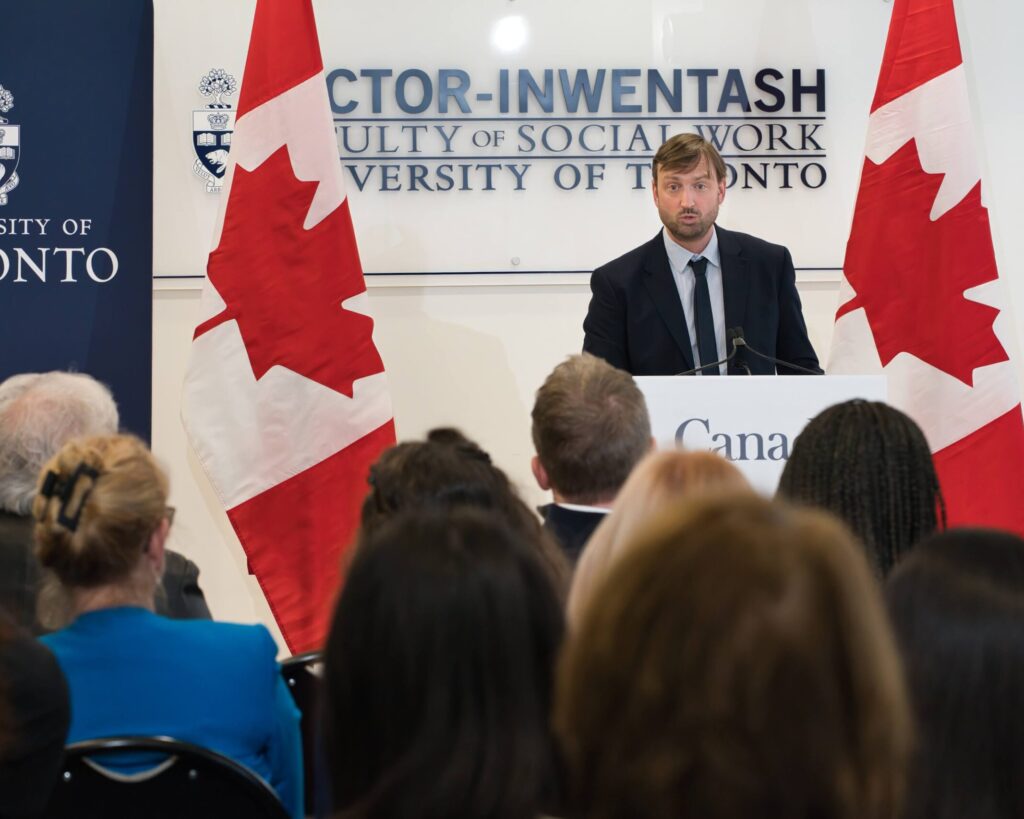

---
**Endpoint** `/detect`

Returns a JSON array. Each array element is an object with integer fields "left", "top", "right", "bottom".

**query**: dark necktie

[{"left": 690, "top": 256, "right": 719, "bottom": 375}]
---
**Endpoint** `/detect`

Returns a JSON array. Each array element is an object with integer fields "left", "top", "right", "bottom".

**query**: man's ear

[
  {"left": 531, "top": 455, "right": 551, "bottom": 491},
  {"left": 717, "top": 175, "right": 726, "bottom": 204},
  {"left": 648, "top": 436, "right": 657, "bottom": 452}
]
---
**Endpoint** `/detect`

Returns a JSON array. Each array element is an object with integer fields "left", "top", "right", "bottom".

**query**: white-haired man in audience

[
  {"left": 0, "top": 371, "right": 210, "bottom": 633},
  {"left": 531, "top": 354, "right": 653, "bottom": 563}
]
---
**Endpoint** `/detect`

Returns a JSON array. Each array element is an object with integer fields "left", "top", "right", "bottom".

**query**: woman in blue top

[{"left": 34, "top": 434, "right": 303, "bottom": 819}]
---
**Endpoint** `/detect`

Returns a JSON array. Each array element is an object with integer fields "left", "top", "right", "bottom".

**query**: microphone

[
  {"left": 730, "top": 327, "right": 823, "bottom": 375},
  {"left": 675, "top": 328, "right": 745, "bottom": 376},
  {"left": 728, "top": 327, "right": 752, "bottom": 375}
]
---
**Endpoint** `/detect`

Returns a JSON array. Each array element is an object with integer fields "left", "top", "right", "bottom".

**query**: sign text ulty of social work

[{"left": 327, "top": 66, "right": 829, "bottom": 193}]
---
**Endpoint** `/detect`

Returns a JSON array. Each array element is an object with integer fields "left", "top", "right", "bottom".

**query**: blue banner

[{"left": 0, "top": 0, "right": 153, "bottom": 439}]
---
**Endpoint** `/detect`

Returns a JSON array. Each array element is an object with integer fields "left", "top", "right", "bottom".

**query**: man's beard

[{"left": 666, "top": 210, "right": 714, "bottom": 243}]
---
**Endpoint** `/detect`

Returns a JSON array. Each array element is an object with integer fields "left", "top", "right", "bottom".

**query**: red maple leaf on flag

[
  {"left": 837, "top": 139, "right": 1005, "bottom": 385},
  {"left": 195, "top": 145, "right": 383, "bottom": 397}
]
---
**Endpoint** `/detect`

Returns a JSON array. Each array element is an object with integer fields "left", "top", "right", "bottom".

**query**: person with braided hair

[
  {"left": 35, "top": 434, "right": 303, "bottom": 818},
  {"left": 776, "top": 399, "right": 945, "bottom": 576}
]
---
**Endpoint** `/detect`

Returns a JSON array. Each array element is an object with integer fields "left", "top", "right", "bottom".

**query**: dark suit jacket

[
  {"left": 582, "top": 227, "right": 821, "bottom": 375},
  {"left": 0, "top": 619, "right": 70, "bottom": 818},
  {"left": 0, "top": 511, "right": 212, "bottom": 634},
  {"left": 539, "top": 504, "right": 607, "bottom": 565}
]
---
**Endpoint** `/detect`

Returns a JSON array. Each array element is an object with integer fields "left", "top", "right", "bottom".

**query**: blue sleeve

[{"left": 269, "top": 670, "right": 305, "bottom": 819}]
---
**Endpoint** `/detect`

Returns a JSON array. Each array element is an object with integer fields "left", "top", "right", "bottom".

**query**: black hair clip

[{"left": 38, "top": 463, "right": 100, "bottom": 533}]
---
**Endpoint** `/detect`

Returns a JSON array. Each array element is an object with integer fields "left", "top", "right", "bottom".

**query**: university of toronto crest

[
  {"left": 0, "top": 83, "right": 21, "bottom": 206},
  {"left": 192, "top": 68, "right": 237, "bottom": 193}
]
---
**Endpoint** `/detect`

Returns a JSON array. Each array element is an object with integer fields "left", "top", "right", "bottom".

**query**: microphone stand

[
  {"left": 728, "top": 327, "right": 752, "bottom": 375},
  {"left": 732, "top": 337, "right": 823, "bottom": 375},
  {"left": 675, "top": 338, "right": 740, "bottom": 376}
]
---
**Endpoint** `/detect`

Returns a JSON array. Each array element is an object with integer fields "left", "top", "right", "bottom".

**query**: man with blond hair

[
  {"left": 583, "top": 132, "right": 820, "bottom": 376},
  {"left": 531, "top": 354, "right": 652, "bottom": 562}
]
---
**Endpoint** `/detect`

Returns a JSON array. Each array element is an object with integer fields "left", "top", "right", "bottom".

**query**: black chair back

[
  {"left": 45, "top": 736, "right": 290, "bottom": 819},
  {"left": 281, "top": 650, "right": 323, "bottom": 814}
]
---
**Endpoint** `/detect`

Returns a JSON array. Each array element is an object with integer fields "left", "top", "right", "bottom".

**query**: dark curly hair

[{"left": 361, "top": 428, "right": 570, "bottom": 597}]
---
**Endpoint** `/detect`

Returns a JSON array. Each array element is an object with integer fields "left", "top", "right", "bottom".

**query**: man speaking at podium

[{"left": 582, "top": 133, "right": 821, "bottom": 376}]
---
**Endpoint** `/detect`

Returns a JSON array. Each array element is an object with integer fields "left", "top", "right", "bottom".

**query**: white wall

[{"left": 151, "top": 0, "right": 1024, "bottom": 652}]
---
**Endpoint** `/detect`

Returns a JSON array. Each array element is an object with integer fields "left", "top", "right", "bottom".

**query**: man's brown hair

[
  {"left": 531, "top": 354, "right": 651, "bottom": 505},
  {"left": 652, "top": 132, "right": 728, "bottom": 185},
  {"left": 556, "top": 494, "right": 912, "bottom": 819}
]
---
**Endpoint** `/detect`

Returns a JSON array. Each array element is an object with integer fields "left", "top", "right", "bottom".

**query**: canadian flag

[
  {"left": 830, "top": 0, "right": 1024, "bottom": 533},
  {"left": 182, "top": 0, "right": 395, "bottom": 651}
]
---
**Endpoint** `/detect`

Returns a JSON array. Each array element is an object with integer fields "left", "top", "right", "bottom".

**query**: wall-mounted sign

[
  {"left": 154, "top": 0, "right": 893, "bottom": 278},
  {"left": 0, "top": 0, "right": 153, "bottom": 439}
]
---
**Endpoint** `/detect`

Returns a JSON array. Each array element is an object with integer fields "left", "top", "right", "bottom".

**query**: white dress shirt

[{"left": 662, "top": 226, "right": 727, "bottom": 374}]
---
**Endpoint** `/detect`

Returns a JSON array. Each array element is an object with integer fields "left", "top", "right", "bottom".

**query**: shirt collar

[
  {"left": 555, "top": 502, "right": 612, "bottom": 514},
  {"left": 662, "top": 225, "right": 721, "bottom": 274}
]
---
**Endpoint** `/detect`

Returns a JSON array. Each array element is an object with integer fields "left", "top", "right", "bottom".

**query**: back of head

[
  {"left": 557, "top": 494, "right": 910, "bottom": 819},
  {"left": 362, "top": 429, "right": 570, "bottom": 595},
  {"left": 361, "top": 431, "right": 501, "bottom": 532},
  {"left": 777, "top": 399, "right": 944, "bottom": 575},
  {"left": 567, "top": 450, "right": 750, "bottom": 624},
  {"left": 33, "top": 434, "right": 167, "bottom": 591},
  {"left": 531, "top": 354, "right": 651, "bottom": 504},
  {"left": 0, "top": 372, "right": 119, "bottom": 515},
  {"left": 886, "top": 528, "right": 1024, "bottom": 819},
  {"left": 325, "top": 508, "right": 565, "bottom": 819}
]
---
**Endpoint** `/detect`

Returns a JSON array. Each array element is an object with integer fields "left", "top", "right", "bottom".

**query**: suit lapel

[
  {"left": 718, "top": 226, "right": 749, "bottom": 365},
  {"left": 641, "top": 233, "right": 694, "bottom": 371}
]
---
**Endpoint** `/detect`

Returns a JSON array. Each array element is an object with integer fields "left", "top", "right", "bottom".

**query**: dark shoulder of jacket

[
  {"left": 717, "top": 225, "right": 789, "bottom": 263},
  {"left": 593, "top": 233, "right": 662, "bottom": 279}
]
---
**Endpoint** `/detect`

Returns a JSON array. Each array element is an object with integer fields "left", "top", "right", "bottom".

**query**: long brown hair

[{"left": 557, "top": 494, "right": 911, "bottom": 819}]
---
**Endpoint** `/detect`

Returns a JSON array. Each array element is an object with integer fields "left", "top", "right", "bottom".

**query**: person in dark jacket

[
  {"left": 531, "top": 354, "right": 652, "bottom": 564},
  {"left": 0, "top": 614, "right": 70, "bottom": 818}
]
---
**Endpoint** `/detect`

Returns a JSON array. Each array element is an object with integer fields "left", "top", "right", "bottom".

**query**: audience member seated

[
  {"left": 0, "top": 372, "right": 210, "bottom": 633},
  {"left": 34, "top": 434, "right": 303, "bottom": 819},
  {"left": 777, "top": 398, "right": 945, "bottom": 576},
  {"left": 556, "top": 494, "right": 911, "bottom": 819},
  {"left": 567, "top": 450, "right": 749, "bottom": 625},
  {"left": 362, "top": 427, "right": 570, "bottom": 597},
  {"left": 324, "top": 508, "right": 565, "bottom": 819},
  {"left": 0, "top": 614, "right": 70, "bottom": 818},
  {"left": 886, "top": 528, "right": 1024, "bottom": 819},
  {"left": 530, "top": 354, "right": 652, "bottom": 563}
]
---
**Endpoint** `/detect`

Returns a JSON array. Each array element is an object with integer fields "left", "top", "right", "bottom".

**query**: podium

[{"left": 636, "top": 375, "right": 887, "bottom": 495}]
